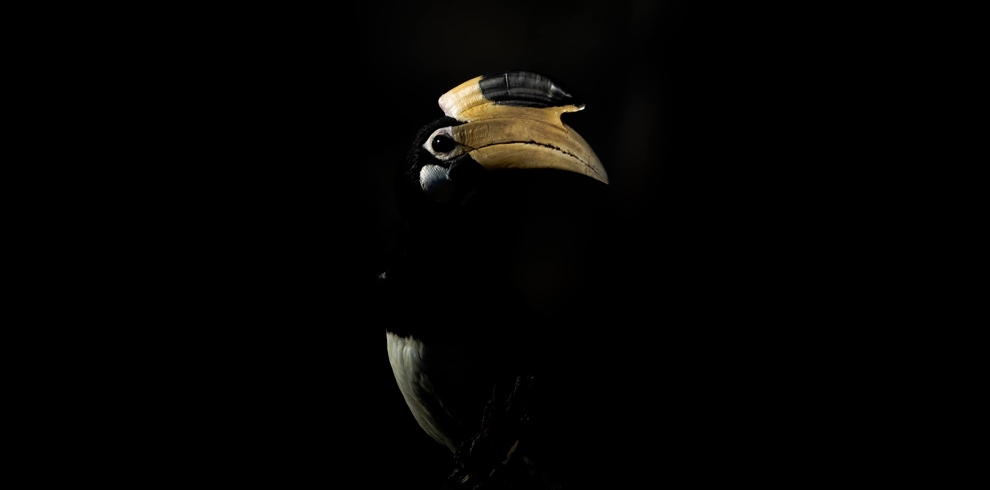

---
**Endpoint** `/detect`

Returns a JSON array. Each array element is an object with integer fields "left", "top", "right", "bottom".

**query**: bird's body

[
  {"left": 382, "top": 71, "right": 611, "bottom": 485},
  {"left": 386, "top": 332, "right": 468, "bottom": 452}
]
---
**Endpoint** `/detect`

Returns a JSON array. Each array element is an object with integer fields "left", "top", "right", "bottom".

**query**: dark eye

[{"left": 431, "top": 135, "right": 456, "bottom": 153}]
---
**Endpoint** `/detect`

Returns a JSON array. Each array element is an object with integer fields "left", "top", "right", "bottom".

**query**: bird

[{"left": 380, "top": 70, "right": 613, "bottom": 487}]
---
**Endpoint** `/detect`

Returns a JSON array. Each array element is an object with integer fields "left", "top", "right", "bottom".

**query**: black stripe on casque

[{"left": 478, "top": 70, "right": 583, "bottom": 109}]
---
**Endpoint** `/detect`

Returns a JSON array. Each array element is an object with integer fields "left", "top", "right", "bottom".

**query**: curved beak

[{"left": 437, "top": 73, "right": 608, "bottom": 185}]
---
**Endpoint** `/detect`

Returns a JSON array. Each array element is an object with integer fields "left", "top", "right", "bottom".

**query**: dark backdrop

[{"left": 119, "top": 2, "right": 852, "bottom": 487}]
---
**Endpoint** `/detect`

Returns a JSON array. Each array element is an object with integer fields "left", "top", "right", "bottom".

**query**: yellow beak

[{"left": 436, "top": 75, "right": 608, "bottom": 185}]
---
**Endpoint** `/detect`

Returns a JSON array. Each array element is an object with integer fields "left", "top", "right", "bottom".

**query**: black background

[{"left": 89, "top": 1, "right": 868, "bottom": 487}]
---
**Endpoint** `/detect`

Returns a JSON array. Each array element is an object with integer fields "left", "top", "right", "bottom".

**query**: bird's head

[{"left": 398, "top": 71, "right": 607, "bottom": 220}]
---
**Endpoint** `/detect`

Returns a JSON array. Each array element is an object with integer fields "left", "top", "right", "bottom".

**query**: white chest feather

[{"left": 386, "top": 331, "right": 465, "bottom": 452}]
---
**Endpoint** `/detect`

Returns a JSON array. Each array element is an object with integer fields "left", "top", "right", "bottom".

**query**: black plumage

[{"left": 381, "top": 71, "right": 616, "bottom": 488}]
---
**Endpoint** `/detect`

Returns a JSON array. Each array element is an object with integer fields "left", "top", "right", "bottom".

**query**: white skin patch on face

[{"left": 419, "top": 164, "right": 456, "bottom": 203}]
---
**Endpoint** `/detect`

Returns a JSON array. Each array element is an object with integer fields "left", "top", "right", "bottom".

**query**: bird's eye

[{"left": 432, "top": 135, "right": 456, "bottom": 153}]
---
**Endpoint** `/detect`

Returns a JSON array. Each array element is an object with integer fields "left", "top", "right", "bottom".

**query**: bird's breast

[{"left": 386, "top": 331, "right": 471, "bottom": 452}]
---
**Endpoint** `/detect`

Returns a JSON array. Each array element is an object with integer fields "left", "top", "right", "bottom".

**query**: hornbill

[{"left": 381, "top": 71, "right": 612, "bottom": 486}]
